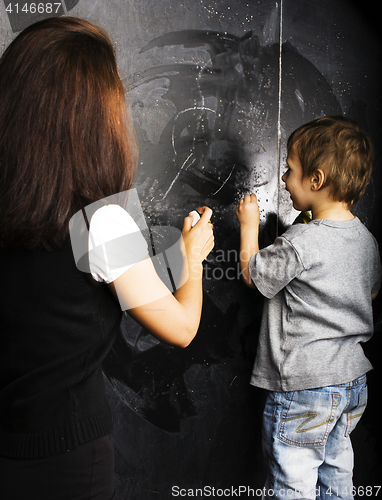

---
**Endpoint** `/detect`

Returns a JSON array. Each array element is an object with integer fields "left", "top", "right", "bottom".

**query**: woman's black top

[{"left": 0, "top": 243, "right": 122, "bottom": 459}]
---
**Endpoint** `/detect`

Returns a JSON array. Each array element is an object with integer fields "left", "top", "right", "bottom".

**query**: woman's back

[{"left": 0, "top": 242, "right": 122, "bottom": 459}]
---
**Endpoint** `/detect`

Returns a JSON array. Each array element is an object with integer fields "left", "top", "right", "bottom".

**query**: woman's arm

[{"left": 109, "top": 207, "right": 214, "bottom": 347}]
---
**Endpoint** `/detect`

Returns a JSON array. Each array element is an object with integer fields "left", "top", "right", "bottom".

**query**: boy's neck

[{"left": 312, "top": 199, "right": 354, "bottom": 221}]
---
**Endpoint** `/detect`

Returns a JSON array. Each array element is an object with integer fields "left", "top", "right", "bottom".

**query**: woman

[{"left": 0, "top": 17, "right": 214, "bottom": 499}]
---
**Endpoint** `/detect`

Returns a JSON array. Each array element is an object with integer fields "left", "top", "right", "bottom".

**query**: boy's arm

[{"left": 236, "top": 194, "right": 260, "bottom": 288}]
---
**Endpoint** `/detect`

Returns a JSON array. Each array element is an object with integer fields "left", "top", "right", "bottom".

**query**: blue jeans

[{"left": 262, "top": 375, "right": 368, "bottom": 500}]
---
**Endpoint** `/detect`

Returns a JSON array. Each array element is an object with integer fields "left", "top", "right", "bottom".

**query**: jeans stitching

[
  {"left": 345, "top": 384, "right": 367, "bottom": 437},
  {"left": 278, "top": 392, "right": 340, "bottom": 447}
]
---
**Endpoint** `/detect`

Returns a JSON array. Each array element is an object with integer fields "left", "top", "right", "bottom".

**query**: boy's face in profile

[{"left": 282, "top": 151, "right": 313, "bottom": 212}]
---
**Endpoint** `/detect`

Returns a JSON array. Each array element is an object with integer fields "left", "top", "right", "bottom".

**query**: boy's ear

[{"left": 311, "top": 169, "right": 325, "bottom": 191}]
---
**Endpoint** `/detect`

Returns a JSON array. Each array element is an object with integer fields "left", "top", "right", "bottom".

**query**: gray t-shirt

[{"left": 249, "top": 217, "right": 381, "bottom": 392}]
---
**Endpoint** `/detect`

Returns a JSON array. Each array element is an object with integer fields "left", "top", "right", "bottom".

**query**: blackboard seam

[{"left": 276, "top": 0, "right": 284, "bottom": 238}]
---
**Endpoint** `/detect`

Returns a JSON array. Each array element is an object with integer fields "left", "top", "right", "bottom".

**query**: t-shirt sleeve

[
  {"left": 248, "top": 236, "right": 304, "bottom": 299},
  {"left": 371, "top": 238, "right": 382, "bottom": 295},
  {"left": 88, "top": 204, "right": 149, "bottom": 284}
]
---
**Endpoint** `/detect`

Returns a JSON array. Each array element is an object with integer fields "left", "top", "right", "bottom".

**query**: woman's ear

[{"left": 311, "top": 169, "right": 325, "bottom": 191}]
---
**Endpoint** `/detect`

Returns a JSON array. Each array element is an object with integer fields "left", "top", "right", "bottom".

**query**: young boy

[{"left": 236, "top": 116, "right": 381, "bottom": 500}]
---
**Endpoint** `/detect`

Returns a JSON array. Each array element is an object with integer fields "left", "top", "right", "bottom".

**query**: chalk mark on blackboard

[{"left": 158, "top": 152, "right": 195, "bottom": 201}]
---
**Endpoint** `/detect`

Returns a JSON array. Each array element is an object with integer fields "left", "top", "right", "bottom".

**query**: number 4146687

[
  {"left": 6, "top": 3, "right": 63, "bottom": 14},
  {"left": 325, "top": 486, "right": 381, "bottom": 497}
]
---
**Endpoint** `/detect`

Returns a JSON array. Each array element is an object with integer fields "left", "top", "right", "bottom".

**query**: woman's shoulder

[{"left": 89, "top": 204, "right": 140, "bottom": 244}]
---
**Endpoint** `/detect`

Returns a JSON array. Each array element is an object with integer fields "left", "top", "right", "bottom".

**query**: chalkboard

[{"left": 1, "top": 1, "right": 381, "bottom": 498}]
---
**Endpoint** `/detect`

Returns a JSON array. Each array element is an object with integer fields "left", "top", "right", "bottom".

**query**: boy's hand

[
  {"left": 236, "top": 195, "right": 260, "bottom": 288},
  {"left": 236, "top": 194, "right": 260, "bottom": 227}
]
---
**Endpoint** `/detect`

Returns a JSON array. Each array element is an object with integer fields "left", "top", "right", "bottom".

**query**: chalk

[{"left": 189, "top": 210, "right": 201, "bottom": 227}]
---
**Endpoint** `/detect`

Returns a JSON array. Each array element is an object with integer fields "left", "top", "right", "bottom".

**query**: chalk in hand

[{"left": 189, "top": 210, "right": 201, "bottom": 227}]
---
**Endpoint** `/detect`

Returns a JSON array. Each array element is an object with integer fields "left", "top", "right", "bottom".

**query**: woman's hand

[
  {"left": 182, "top": 206, "right": 214, "bottom": 267},
  {"left": 236, "top": 194, "right": 260, "bottom": 228}
]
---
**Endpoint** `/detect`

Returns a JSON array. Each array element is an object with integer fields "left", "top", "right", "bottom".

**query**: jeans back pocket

[
  {"left": 345, "top": 383, "right": 368, "bottom": 437},
  {"left": 278, "top": 389, "right": 341, "bottom": 448}
]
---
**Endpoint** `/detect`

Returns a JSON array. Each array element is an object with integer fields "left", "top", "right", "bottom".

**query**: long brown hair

[{"left": 0, "top": 17, "right": 137, "bottom": 249}]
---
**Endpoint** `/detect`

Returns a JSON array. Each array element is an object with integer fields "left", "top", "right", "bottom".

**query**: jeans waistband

[{"left": 336, "top": 374, "right": 367, "bottom": 387}]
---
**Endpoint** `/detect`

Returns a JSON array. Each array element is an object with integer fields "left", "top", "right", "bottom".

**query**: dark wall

[{"left": 1, "top": 1, "right": 381, "bottom": 499}]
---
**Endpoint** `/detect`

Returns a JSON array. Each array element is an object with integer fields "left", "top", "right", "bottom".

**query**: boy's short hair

[{"left": 287, "top": 116, "right": 374, "bottom": 206}]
